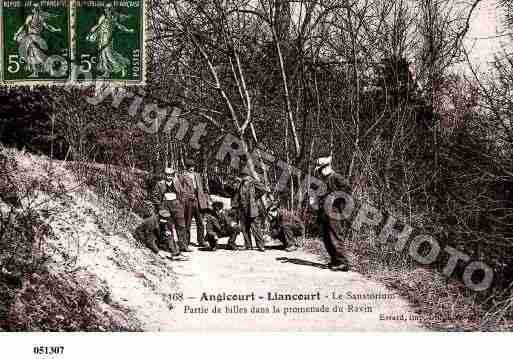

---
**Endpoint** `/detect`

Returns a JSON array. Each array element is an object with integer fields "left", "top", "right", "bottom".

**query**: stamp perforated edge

[
  {"left": 0, "top": 0, "right": 147, "bottom": 87},
  {"left": 70, "top": 0, "right": 147, "bottom": 86},
  {"left": 0, "top": 0, "right": 72, "bottom": 86}
]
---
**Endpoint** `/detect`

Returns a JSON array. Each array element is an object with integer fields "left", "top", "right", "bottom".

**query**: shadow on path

[
  {"left": 276, "top": 257, "right": 329, "bottom": 270},
  {"left": 197, "top": 244, "right": 248, "bottom": 251},
  {"left": 197, "top": 244, "right": 287, "bottom": 251}
]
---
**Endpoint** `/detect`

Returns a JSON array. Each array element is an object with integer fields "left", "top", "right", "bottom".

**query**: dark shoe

[
  {"left": 226, "top": 245, "right": 239, "bottom": 251},
  {"left": 210, "top": 245, "right": 217, "bottom": 251},
  {"left": 327, "top": 261, "right": 339, "bottom": 268},
  {"left": 198, "top": 242, "right": 208, "bottom": 247},
  {"left": 256, "top": 247, "right": 265, "bottom": 252},
  {"left": 181, "top": 248, "right": 193, "bottom": 252},
  {"left": 330, "top": 263, "right": 350, "bottom": 272}
]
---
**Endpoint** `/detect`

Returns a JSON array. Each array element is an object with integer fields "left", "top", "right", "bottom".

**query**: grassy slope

[
  {"left": 0, "top": 149, "right": 179, "bottom": 331},
  {"left": 304, "top": 227, "right": 512, "bottom": 331}
]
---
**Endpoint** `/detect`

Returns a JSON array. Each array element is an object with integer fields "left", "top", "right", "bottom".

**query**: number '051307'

[{"left": 33, "top": 346, "right": 64, "bottom": 355}]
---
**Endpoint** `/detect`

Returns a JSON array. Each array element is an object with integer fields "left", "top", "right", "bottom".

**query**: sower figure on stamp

[
  {"left": 134, "top": 209, "right": 184, "bottom": 260},
  {"left": 267, "top": 204, "right": 304, "bottom": 252},
  {"left": 313, "top": 156, "right": 351, "bottom": 272},
  {"left": 204, "top": 201, "right": 240, "bottom": 251},
  {"left": 14, "top": 3, "right": 62, "bottom": 78},
  {"left": 181, "top": 159, "right": 209, "bottom": 248},
  {"left": 86, "top": 2, "right": 134, "bottom": 78},
  {"left": 232, "top": 167, "right": 269, "bottom": 251},
  {"left": 151, "top": 167, "right": 192, "bottom": 253}
]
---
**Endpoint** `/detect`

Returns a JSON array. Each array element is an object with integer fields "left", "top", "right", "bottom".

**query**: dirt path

[
  {"left": 28, "top": 158, "right": 423, "bottom": 331},
  {"left": 44, "top": 196, "right": 425, "bottom": 332},
  {"left": 145, "top": 235, "right": 425, "bottom": 331}
]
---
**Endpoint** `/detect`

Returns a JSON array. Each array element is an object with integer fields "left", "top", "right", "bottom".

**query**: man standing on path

[
  {"left": 151, "top": 167, "right": 192, "bottom": 253},
  {"left": 232, "top": 167, "right": 269, "bottom": 251},
  {"left": 181, "top": 159, "right": 209, "bottom": 248},
  {"left": 313, "top": 156, "right": 351, "bottom": 271}
]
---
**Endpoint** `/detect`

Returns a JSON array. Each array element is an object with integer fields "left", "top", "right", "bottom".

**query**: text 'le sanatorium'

[{"left": 199, "top": 292, "right": 396, "bottom": 302}]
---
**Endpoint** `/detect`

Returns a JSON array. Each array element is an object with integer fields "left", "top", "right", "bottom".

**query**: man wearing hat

[
  {"left": 204, "top": 201, "right": 240, "bottom": 251},
  {"left": 313, "top": 155, "right": 351, "bottom": 271},
  {"left": 134, "top": 209, "right": 183, "bottom": 258},
  {"left": 181, "top": 159, "right": 209, "bottom": 248},
  {"left": 267, "top": 204, "right": 304, "bottom": 252},
  {"left": 232, "top": 166, "right": 269, "bottom": 251},
  {"left": 151, "top": 166, "right": 191, "bottom": 252}
]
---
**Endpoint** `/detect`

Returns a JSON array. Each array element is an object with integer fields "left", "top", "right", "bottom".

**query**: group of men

[
  {"left": 135, "top": 155, "right": 351, "bottom": 272},
  {"left": 135, "top": 159, "right": 208, "bottom": 259}
]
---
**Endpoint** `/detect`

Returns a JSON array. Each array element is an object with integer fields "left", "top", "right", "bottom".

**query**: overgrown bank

[{"left": 0, "top": 147, "right": 178, "bottom": 331}]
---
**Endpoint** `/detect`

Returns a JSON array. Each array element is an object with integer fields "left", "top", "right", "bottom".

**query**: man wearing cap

[
  {"left": 134, "top": 209, "right": 183, "bottom": 258},
  {"left": 204, "top": 201, "right": 240, "bottom": 251},
  {"left": 313, "top": 156, "right": 351, "bottom": 271},
  {"left": 232, "top": 167, "right": 269, "bottom": 251},
  {"left": 151, "top": 167, "right": 191, "bottom": 252},
  {"left": 268, "top": 204, "right": 303, "bottom": 252},
  {"left": 181, "top": 159, "right": 208, "bottom": 248}
]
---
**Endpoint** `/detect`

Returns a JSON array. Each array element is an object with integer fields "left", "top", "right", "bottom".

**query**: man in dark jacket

[
  {"left": 313, "top": 156, "right": 351, "bottom": 271},
  {"left": 181, "top": 159, "right": 209, "bottom": 248},
  {"left": 204, "top": 201, "right": 240, "bottom": 251},
  {"left": 151, "top": 167, "right": 191, "bottom": 253},
  {"left": 134, "top": 209, "right": 183, "bottom": 258},
  {"left": 232, "top": 167, "right": 269, "bottom": 251},
  {"left": 268, "top": 205, "right": 304, "bottom": 252}
]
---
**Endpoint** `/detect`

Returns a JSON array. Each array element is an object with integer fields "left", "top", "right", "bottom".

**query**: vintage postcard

[
  {"left": 1, "top": 0, "right": 513, "bottom": 349},
  {"left": 1, "top": 0, "right": 70, "bottom": 84}
]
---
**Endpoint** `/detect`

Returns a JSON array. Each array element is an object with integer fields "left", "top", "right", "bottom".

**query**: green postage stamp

[
  {"left": 0, "top": 0, "right": 145, "bottom": 84},
  {"left": 1, "top": 0, "right": 70, "bottom": 83},
  {"left": 74, "top": 0, "right": 144, "bottom": 83}
]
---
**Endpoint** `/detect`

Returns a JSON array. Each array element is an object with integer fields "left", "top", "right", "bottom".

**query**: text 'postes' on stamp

[{"left": 75, "top": 0, "right": 143, "bottom": 83}]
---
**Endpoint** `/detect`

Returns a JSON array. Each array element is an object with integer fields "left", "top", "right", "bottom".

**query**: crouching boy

[
  {"left": 204, "top": 201, "right": 240, "bottom": 251},
  {"left": 134, "top": 209, "right": 183, "bottom": 259},
  {"left": 268, "top": 205, "right": 304, "bottom": 252}
]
